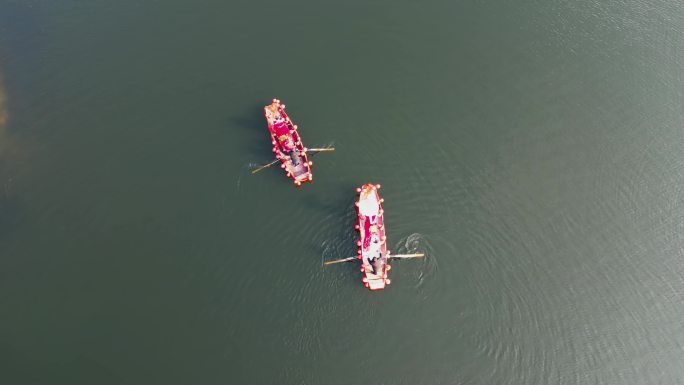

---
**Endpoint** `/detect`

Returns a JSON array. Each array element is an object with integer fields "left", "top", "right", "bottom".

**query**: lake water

[{"left": 1, "top": 0, "right": 683, "bottom": 384}]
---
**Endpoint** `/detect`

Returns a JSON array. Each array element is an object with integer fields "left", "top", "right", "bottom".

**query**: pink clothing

[
  {"left": 362, "top": 215, "right": 377, "bottom": 249},
  {"left": 273, "top": 121, "right": 289, "bottom": 136}
]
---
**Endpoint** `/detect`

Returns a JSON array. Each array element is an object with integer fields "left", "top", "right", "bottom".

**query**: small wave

[
  {"left": 392, "top": 232, "right": 438, "bottom": 290},
  {"left": 244, "top": 162, "right": 263, "bottom": 169}
]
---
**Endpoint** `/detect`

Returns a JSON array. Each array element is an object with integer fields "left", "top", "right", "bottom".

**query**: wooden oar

[
  {"left": 323, "top": 256, "right": 357, "bottom": 266},
  {"left": 251, "top": 159, "right": 280, "bottom": 174},
  {"left": 252, "top": 147, "right": 333, "bottom": 175},
  {"left": 390, "top": 253, "right": 425, "bottom": 260},
  {"left": 305, "top": 147, "right": 335, "bottom": 153}
]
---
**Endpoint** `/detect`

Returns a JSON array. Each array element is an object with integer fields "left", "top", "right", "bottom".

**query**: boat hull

[
  {"left": 356, "top": 183, "right": 390, "bottom": 290},
  {"left": 263, "top": 99, "right": 312, "bottom": 185}
]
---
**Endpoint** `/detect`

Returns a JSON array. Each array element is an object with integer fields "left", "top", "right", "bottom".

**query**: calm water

[{"left": 1, "top": 0, "right": 684, "bottom": 384}]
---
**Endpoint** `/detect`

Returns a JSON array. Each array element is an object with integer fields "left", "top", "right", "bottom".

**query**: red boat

[
  {"left": 263, "top": 99, "right": 312, "bottom": 186},
  {"left": 356, "top": 183, "right": 391, "bottom": 290}
]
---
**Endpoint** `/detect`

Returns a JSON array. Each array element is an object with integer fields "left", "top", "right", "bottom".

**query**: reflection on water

[
  {"left": 0, "top": 68, "right": 21, "bottom": 162},
  {"left": 1, "top": 0, "right": 683, "bottom": 383},
  {"left": 0, "top": 69, "right": 9, "bottom": 155},
  {"left": 0, "top": 67, "right": 15, "bottom": 238},
  {"left": 0, "top": 70, "right": 6, "bottom": 128},
  {"left": 0, "top": 69, "right": 8, "bottom": 156}
]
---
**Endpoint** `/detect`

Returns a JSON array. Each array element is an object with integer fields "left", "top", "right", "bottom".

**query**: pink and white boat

[
  {"left": 323, "top": 184, "right": 425, "bottom": 290},
  {"left": 356, "top": 183, "right": 391, "bottom": 290}
]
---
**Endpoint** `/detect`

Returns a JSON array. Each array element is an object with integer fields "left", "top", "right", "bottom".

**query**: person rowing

[{"left": 367, "top": 232, "right": 383, "bottom": 273}]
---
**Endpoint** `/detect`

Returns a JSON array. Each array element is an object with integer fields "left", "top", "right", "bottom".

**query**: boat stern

[
  {"left": 291, "top": 166, "right": 313, "bottom": 186},
  {"left": 363, "top": 269, "right": 388, "bottom": 290}
]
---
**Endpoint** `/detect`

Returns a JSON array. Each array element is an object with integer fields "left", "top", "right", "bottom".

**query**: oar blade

[
  {"left": 306, "top": 147, "right": 335, "bottom": 153},
  {"left": 323, "top": 256, "right": 357, "bottom": 266},
  {"left": 251, "top": 159, "right": 280, "bottom": 174},
  {"left": 390, "top": 253, "right": 425, "bottom": 260}
]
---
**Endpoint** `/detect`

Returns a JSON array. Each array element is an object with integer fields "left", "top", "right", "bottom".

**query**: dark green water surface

[{"left": 1, "top": 0, "right": 683, "bottom": 384}]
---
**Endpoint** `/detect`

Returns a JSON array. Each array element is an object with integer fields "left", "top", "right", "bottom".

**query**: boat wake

[{"left": 393, "top": 233, "right": 437, "bottom": 290}]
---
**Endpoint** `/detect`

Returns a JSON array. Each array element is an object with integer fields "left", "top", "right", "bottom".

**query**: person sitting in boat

[
  {"left": 273, "top": 119, "right": 289, "bottom": 136},
  {"left": 365, "top": 230, "right": 380, "bottom": 251},
  {"left": 368, "top": 250, "right": 381, "bottom": 274},
  {"left": 369, "top": 249, "right": 380, "bottom": 261},
  {"left": 367, "top": 233, "right": 382, "bottom": 272},
  {"left": 278, "top": 134, "right": 295, "bottom": 153},
  {"left": 289, "top": 148, "right": 301, "bottom": 166}
]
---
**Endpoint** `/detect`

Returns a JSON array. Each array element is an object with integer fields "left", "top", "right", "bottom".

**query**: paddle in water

[
  {"left": 251, "top": 147, "right": 334, "bottom": 174},
  {"left": 324, "top": 253, "right": 424, "bottom": 265},
  {"left": 390, "top": 253, "right": 425, "bottom": 260},
  {"left": 305, "top": 147, "right": 335, "bottom": 153},
  {"left": 323, "top": 256, "right": 357, "bottom": 266},
  {"left": 251, "top": 159, "right": 280, "bottom": 174}
]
